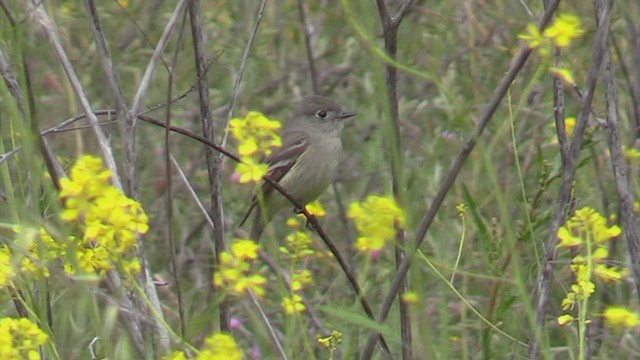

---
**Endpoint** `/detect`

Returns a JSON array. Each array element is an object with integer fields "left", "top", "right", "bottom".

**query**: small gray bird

[{"left": 238, "top": 95, "right": 356, "bottom": 240}]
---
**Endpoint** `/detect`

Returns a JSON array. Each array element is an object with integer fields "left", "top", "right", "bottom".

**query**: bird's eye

[{"left": 316, "top": 110, "right": 327, "bottom": 119}]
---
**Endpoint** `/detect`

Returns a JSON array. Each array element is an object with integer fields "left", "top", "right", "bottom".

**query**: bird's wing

[{"left": 237, "top": 131, "right": 310, "bottom": 228}]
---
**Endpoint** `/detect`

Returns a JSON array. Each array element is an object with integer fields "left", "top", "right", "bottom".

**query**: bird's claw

[{"left": 305, "top": 216, "right": 317, "bottom": 231}]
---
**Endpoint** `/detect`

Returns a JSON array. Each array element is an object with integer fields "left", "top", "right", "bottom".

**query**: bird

[{"left": 238, "top": 95, "right": 356, "bottom": 241}]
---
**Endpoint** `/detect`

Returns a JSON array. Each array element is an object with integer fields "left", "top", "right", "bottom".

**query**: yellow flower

[
  {"left": 561, "top": 207, "right": 621, "bottom": 245},
  {"left": 233, "top": 274, "right": 267, "bottom": 297},
  {"left": 624, "top": 147, "right": 640, "bottom": 161},
  {"left": 123, "top": 258, "right": 142, "bottom": 274},
  {"left": 229, "top": 117, "right": 248, "bottom": 135},
  {"left": 592, "top": 247, "right": 609, "bottom": 260},
  {"left": 594, "top": 264, "right": 627, "bottom": 283},
  {"left": 0, "top": 317, "right": 48, "bottom": 359},
  {"left": 291, "top": 270, "right": 313, "bottom": 291},
  {"left": 594, "top": 225, "right": 621, "bottom": 244},
  {"left": 282, "top": 294, "right": 306, "bottom": 314},
  {"left": 557, "top": 227, "right": 582, "bottom": 248},
  {"left": 0, "top": 246, "right": 15, "bottom": 289},
  {"left": 519, "top": 23, "right": 547, "bottom": 52},
  {"left": 306, "top": 200, "right": 326, "bottom": 217},
  {"left": 557, "top": 314, "right": 574, "bottom": 326},
  {"left": 544, "top": 14, "right": 585, "bottom": 47},
  {"left": 196, "top": 333, "right": 243, "bottom": 360},
  {"left": 280, "top": 231, "right": 314, "bottom": 261},
  {"left": 456, "top": 203, "right": 467, "bottom": 218},
  {"left": 236, "top": 157, "right": 268, "bottom": 184},
  {"left": 571, "top": 280, "right": 595, "bottom": 299},
  {"left": 55, "top": 155, "right": 150, "bottom": 277},
  {"left": 231, "top": 112, "right": 282, "bottom": 157},
  {"left": 231, "top": 240, "right": 260, "bottom": 260},
  {"left": 561, "top": 292, "right": 576, "bottom": 310},
  {"left": 401, "top": 291, "right": 419, "bottom": 305},
  {"left": 348, "top": 195, "right": 405, "bottom": 253},
  {"left": 604, "top": 307, "right": 640, "bottom": 328},
  {"left": 560, "top": 117, "right": 577, "bottom": 137},
  {"left": 318, "top": 330, "right": 342, "bottom": 351},
  {"left": 238, "top": 138, "right": 259, "bottom": 157},
  {"left": 355, "top": 236, "right": 387, "bottom": 252},
  {"left": 214, "top": 240, "right": 265, "bottom": 297},
  {"left": 549, "top": 68, "right": 576, "bottom": 85}
]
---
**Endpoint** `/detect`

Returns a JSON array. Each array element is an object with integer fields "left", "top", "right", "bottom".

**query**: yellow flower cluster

[
  {"left": 561, "top": 263, "right": 595, "bottom": 311},
  {"left": 279, "top": 228, "right": 317, "bottom": 315},
  {"left": 623, "top": 147, "right": 640, "bottom": 161},
  {"left": 0, "top": 246, "right": 15, "bottom": 289},
  {"left": 11, "top": 226, "right": 63, "bottom": 280},
  {"left": 0, "top": 317, "right": 48, "bottom": 360},
  {"left": 59, "top": 155, "right": 148, "bottom": 276},
  {"left": 519, "top": 14, "right": 584, "bottom": 86},
  {"left": 348, "top": 195, "right": 406, "bottom": 252},
  {"left": 556, "top": 207, "right": 627, "bottom": 323},
  {"left": 318, "top": 330, "right": 342, "bottom": 359},
  {"left": 543, "top": 14, "right": 585, "bottom": 47},
  {"left": 230, "top": 112, "right": 282, "bottom": 183},
  {"left": 3, "top": 156, "right": 148, "bottom": 282},
  {"left": 213, "top": 239, "right": 266, "bottom": 296},
  {"left": 281, "top": 294, "right": 305, "bottom": 315},
  {"left": 165, "top": 333, "right": 243, "bottom": 360},
  {"left": 1, "top": 227, "right": 61, "bottom": 288},
  {"left": 603, "top": 306, "right": 640, "bottom": 329},
  {"left": 280, "top": 231, "right": 314, "bottom": 261},
  {"left": 196, "top": 333, "right": 243, "bottom": 360},
  {"left": 557, "top": 207, "right": 621, "bottom": 248},
  {"left": 519, "top": 14, "right": 585, "bottom": 55}
]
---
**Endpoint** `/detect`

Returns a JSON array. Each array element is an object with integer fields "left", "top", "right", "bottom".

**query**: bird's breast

[{"left": 279, "top": 137, "right": 342, "bottom": 204}]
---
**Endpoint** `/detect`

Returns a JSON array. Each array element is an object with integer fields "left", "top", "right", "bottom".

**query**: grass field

[{"left": 2, "top": 0, "right": 640, "bottom": 359}]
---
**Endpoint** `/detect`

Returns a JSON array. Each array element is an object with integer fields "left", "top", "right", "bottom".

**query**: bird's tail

[{"left": 249, "top": 206, "right": 274, "bottom": 241}]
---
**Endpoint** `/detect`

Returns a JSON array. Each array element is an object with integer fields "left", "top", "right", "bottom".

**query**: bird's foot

[{"left": 305, "top": 216, "right": 318, "bottom": 231}]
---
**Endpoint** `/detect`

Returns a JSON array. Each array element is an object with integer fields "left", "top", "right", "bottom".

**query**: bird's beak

[{"left": 339, "top": 111, "right": 357, "bottom": 119}]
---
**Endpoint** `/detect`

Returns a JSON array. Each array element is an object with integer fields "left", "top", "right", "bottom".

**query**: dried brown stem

[
  {"left": 529, "top": 2, "right": 612, "bottom": 358},
  {"left": 374, "top": 0, "right": 415, "bottom": 358},
  {"left": 187, "top": 0, "right": 230, "bottom": 331}
]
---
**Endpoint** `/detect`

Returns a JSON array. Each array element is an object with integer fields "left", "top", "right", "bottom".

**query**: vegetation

[{"left": 1, "top": 0, "right": 640, "bottom": 359}]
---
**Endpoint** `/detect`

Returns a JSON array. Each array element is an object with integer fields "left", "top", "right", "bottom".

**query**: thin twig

[
  {"left": 248, "top": 290, "right": 289, "bottom": 360},
  {"left": 84, "top": 0, "right": 138, "bottom": 197},
  {"left": 622, "top": 12, "right": 640, "bottom": 138},
  {"left": 360, "top": 2, "right": 561, "bottom": 358},
  {"left": 187, "top": 0, "right": 230, "bottom": 330},
  {"left": 24, "top": 0, "right": 122, "bottom": 189},
  {"left": 598, "top": 0, "right": 640, "bottom": 315},
  {"left": 296, "top": 0, "right": 318, "bottom": 94},
  {"left": 129, "top": 0, "right": 189, "bottom": 351},
  {"left": 0, "top": 48, "right": 24, "bottom": 112},
  {"left": 529, "top": 3, "right": 612, "bottom": 358},
  {"left": 23, "top": 58, "right": 63, "bottom": 191},
  {"left": 220, "top": 0, "right": 268, "bottom": 149},
  {"left": 130, "top": 0, "right": 186, "bottom": 116},
  {"left": 163, "top": 9, "right": 189, "bottom": 338},
  {"left": 374, "top": 0, "right": 415, "bottom": 358}
]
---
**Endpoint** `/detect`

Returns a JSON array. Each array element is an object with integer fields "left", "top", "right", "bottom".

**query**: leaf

[{"left": 318, "top": 305, "right": 398, "bottom": 340}]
